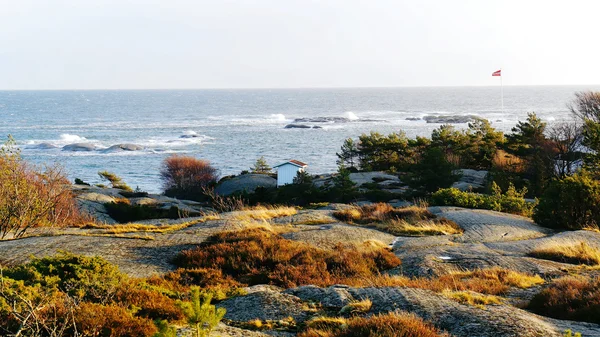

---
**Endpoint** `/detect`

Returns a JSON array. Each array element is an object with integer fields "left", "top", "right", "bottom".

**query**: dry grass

[
  {"left": 298, "top": 312, "right": 449, "bottom": 337},
  {"left": 528, "top": 275, "right": 600, "bottom": 324},
  {"left": 82, "top": 213, "right": 221, "bottom": 234},
  {"left": 528, "top": 241, "right": 600, "bottom": 266},
  {"left": 492, "top": 149, "right": 525, "bottom": 173},
  {"left": 339, "top": 299, "right": 372, "bottom": 315},
  {"left": 333, "top": 203, "right": 461, "bottom": 236},
  {"left": 232, "top": 205, "right": 297, "bottom": 221},
  {"left": 442, "top": 290, "right": 502, "bottom": 308},
  {"left": 333, "top": 203, "right": 435, "bottom": 224},
  {"left": 376, "top": 218, "right": 463, "bottom": 236},
  {"left": 348, "top": 267, "right": 543, "bottom": 295}
]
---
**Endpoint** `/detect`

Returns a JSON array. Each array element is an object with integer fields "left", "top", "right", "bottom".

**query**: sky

[{"left": 1, "top": 0, "right": 599, "bottom": 89}]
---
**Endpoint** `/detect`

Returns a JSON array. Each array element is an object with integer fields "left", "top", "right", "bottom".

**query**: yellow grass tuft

[
  {"left": 339, "top": 298, "right": 372, "bottom": 315},
  {"left": 529, "top": 241, "right": 600, "bottom": 266},
  {"left": 377, "top": 218, "right": 463, "bottom": 236},
  {"left": 305, "top": 316, "right": 347, "bottom": 331},
  {"left": 232, "top": 205, "right": 297, "bottom": 221},
  {"left": 347, "top": 267, "right": 543, "bottom": 295},
  {"left": 83, "top": 213, "right": 221, "bottom": 234},
  {"left": 442, "top": 290, "right": 502, "bottom": 308}
]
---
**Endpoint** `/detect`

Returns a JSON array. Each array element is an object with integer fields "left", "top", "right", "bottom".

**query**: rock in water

[
  {"left": 285, "top": 124, "right": 312, "bottom": 129},
  {"left": 423, "top": 115, "right": 481, "bottom": 124},
  {"left": 105, "top": 143, "right": 144, "bottom": 152},
  {"left": 62, "top": 143, "right": 97, "bottom": 151}
]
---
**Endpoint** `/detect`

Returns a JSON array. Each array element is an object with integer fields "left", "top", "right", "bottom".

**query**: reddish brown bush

[
  {"left": 115, "top": 284, "right": 184, "bottom": 321},
  {"left": 0, "top": 137, "right": 84, "bottom": 239},
  {"left": 160, "top": 155, "right": 218, "bottom": 200},
  {"left": 173, "top": 228, "right": 401, "bottom": 288},
  {"left": 74, "top": 302, "right": 158, "bottom": 337},
  {"left": 299, "top": 312, "right": 448, "bottom": 337},
  {"left": 528, "top": 276, "right": 600, "bottom": 323}
]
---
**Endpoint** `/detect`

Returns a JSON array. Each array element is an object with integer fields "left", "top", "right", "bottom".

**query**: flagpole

[{"left": 500, "top": 69, "right": 504, "bottom": 113}]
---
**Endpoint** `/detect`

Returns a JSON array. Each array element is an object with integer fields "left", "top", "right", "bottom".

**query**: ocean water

[{"left": 1, "top": 86, "right": 598, "bottom": 193}]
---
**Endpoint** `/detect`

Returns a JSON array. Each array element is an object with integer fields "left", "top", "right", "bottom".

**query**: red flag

[{"left": 492, "top": 70, "right": 501, "bottom": 76}]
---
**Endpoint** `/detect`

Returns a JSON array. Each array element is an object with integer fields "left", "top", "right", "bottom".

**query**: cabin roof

[{"left": 273, "top": 159, "right": 308, "bottom": 168}]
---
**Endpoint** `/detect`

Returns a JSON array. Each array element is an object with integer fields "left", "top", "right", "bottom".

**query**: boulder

[
  {"left": 217, "top": 286, "right": 308, "bottom": 323},
  {"left": 284, "top": 124, "right": 312, "bottom": 129},
  {"left": 62, "top": 143, "right": 97, "bottom": 151},
  {"left": 284, "top": 285, "right": 353, "bottom": 308},
  {"left": 32, "top": 142, "right": 58, "bottom": 149},
  {"left": 423, "top": 115, "right": 480, "bottom": 124},
  {"left": 348, "top": 172, "right": 401, "bottom": 186},
  {"left": 104, "top": 144, "right": 144, "bottom": 152},
  {"left": 215, "top": 174, "right": 276, "bottom": 196},
  {"left": 451, "top": 169, "right": 488, "bottom": 191}
]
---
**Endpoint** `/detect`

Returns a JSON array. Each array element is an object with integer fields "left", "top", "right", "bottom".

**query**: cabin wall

[{"left": 277, "top": 165, "right": 301, "bottom": 186}]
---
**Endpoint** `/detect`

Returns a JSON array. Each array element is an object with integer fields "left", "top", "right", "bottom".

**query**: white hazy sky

[{"left": 1, "top": 0, "right": 599, "bottom": 89}]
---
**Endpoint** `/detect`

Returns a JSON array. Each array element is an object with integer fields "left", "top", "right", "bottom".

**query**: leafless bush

[
  {"left": 161, "top": 155, "right": 218, "bottom": 200},
  {"left": 0, "top": 136, "right": 83, "bottom": 239}
]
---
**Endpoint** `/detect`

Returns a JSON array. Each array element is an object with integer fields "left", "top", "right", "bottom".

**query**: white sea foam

[
  {"left": 59, "top": 133, "right": 87, "bottom": 143},
  {"left": 345, "top": 111, "right": 359, "bottom": 120},
  {"left": 270, "top": 113, "right": 287, "bottom": 121}
]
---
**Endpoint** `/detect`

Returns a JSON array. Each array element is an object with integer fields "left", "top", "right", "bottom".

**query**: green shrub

[
  {"left": 4, "top": 252, "right": 125, "bottom": 303},
  {"left": 406, "top": 147, "right": 459, "bottom": 195},
  {"left": 533, "top": 172, "right": 600, "bottom": 230},
  {"left": 430, "top": 183, "right": 534, "bottom": 216}
]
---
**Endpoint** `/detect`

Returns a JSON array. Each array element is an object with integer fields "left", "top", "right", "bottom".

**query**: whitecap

[
  {"left": 270, "top": 113, "right": 287, "bottom": 121},
  {"left": 59, "top": 133, "right": 88, "bottom": 143},
  {"left": 345, "top": 111, "right": 359, "bottom": 120}
]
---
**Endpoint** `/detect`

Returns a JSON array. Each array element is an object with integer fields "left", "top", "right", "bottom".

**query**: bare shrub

[
  {"left": 0, "top": 136, "right": 84, "bottom": 239},
  {"left": 161, "top": 155, "right": 219, "bottom": 200}
]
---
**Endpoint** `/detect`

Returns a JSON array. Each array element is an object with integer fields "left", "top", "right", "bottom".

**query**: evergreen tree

[
  {"left": 251, "top": 156, "right": 272, "bottom": 174},
  {"left": 336, "top": 138, "right": 359, "bottom": 170},
  {"left": 330, "top": 165, "right": 358, "bottom": 202},
  {"left": 179, "top": 288, "right": 226, "bottom": 337}
]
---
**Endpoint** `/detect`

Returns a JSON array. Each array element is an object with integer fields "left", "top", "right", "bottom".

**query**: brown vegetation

[
  {"left": 333, "top": 203, "right": 461, "bottom": 236},
  {"left": 161, "top": 155, "right": 218, "bottom": 200},
  {"left": 528, "top": 241, "right": 600, "bottom": 265},
  {"left": 173, "top": 228, "right": 401, "bottom": 288},
  {"left": 0, "top": 136, "right": 84, "bottom": 239},
  {"left": 299, "top": 312, "right": 449, "bottom": 337},
  {"left": 528, "top": 276, "right": 600, "bottom": 324},
  {"left": 351, "top": 267, "right": 543, "bottom": 295}
]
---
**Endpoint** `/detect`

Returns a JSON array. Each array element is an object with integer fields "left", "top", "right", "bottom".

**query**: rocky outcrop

[
  {"left": 62, "top": 143, "right": 97, "bottom": 151},
  {"left": 215, "top": 174, "right": 277, "bottom": 196},
  {"left": 217, "top": 285, "right": 308, "bottom": 323},
  {"left": 451, "top": 169, "right": 488, "bottom": 191},
  {"left": 423, "top": 115, "right": 480, "bottom": 124},
  {"left": 104, "top": 143, "right": 144, "bottom": 152}
]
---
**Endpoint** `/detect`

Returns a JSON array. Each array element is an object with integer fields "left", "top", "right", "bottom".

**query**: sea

[{"left": 1, "top": 86, "right": 598, "bottom": 193}]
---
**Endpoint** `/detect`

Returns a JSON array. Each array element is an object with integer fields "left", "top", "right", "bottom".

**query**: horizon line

[{"left": 2, "top": 83, "right": 600, "bottom": 91}]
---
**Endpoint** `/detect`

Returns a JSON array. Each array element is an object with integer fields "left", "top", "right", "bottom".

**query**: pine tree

[
  {"left": 251, "top": 156, "right": 272, "bottom": 174},
  {"left": 180, "top": 287, "right": 226, "bottom": 337},
  {"left": 336, "top": 138, "right": 359, "bottom": 170}
]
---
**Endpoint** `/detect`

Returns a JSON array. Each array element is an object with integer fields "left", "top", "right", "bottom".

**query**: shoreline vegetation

[{"left": 1, "top": 92, "right": 600, "bottom": 336}]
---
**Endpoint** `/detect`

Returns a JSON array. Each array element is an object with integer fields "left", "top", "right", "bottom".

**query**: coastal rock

[
  {"left": 104, "top": 143, "right": 144, "bottom": 152},
  {"left": 284, "top": 124, "right": 312, "bottom": 129},
  {"left": 215, "top": 174, "right": 277, "bottom": 196},
  {"left": 217, "top": 286, "right": 308, "bottom": 323},
  {"left": 62, "top": 143, "right": 97, "bottom": 151},
  {"left": 293, "top": 117, "right": 351, "bottom": 123},
  {"left": 32, "top": 142, "right": 58, "bottom": 149},
  {"left": 349, "top": 172, "right": 401, "bottom": 186},
  {"left": 284, "top": 285, "right": 353, "bottom": 308},
  {"left": 423, "top": 115, "right": 480, "bottom": 124},
  {"left": 405, "top": 117, "right": 422, "bottom": 121},
  {"left": 451, "top": 169, "right": 488, "bottom": 191}
]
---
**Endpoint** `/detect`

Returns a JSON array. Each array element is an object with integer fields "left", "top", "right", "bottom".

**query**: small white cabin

[{"left": 273, "top": 160, "right": 308, "bottom": 187}]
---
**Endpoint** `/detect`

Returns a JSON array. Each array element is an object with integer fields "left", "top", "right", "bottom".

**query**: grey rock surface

[
  {"left": 451, "top": 169, "right": 488, "bottom": 191},
  {"left": 215, "top": 174, "right": 277, "bottom": 196},
  {"left": 62, "top": 143, "right": 97, "bottom": 151}
]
